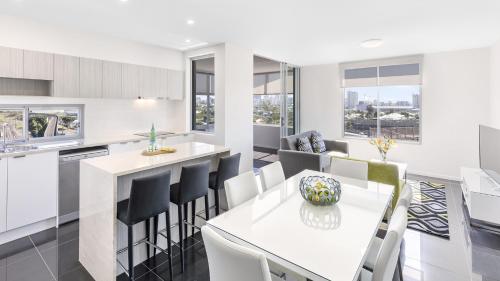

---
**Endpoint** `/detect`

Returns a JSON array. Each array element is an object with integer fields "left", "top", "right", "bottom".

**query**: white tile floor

[{"left": 402, "top": 175, "right": 500, "bottom": 281}]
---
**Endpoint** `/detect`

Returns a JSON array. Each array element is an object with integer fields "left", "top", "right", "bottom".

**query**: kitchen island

[{"left": 79, "top": 141, "right": 230, "bottom": 281}]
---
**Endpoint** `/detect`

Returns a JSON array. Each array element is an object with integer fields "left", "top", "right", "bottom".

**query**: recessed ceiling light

[
  {"left": 186, "top": 19, "right": 195, "bottom": 25},
  {"left": 185, "top": 39, "right": 192, "bottom": 43},
  {"left": 120, "top": 0, "right": 128, "bottom": 2},
  {"left": 361, "top": 39, "right": 384, "bottom": 48}
]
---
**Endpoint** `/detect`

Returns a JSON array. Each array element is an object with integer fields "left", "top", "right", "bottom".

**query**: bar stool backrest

[
  {"left": 216, "top": 153, "right": 241, "bottom": 189},
  {"left": 178, "top": 161, "right": 210, "bottom": 204}
]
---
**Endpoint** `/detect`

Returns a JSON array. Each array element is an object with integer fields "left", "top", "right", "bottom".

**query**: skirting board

[
  {"left": 0, "top": 217, "right": 56, "bottom": 245},
  {"left": 407, "top": 169, "right": 461, "bottom": 182}
]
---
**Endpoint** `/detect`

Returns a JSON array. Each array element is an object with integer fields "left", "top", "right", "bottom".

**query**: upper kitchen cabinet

[
  {"left": 139, "top": 66, "right": 165, "bottom": 98},
  {"left": 53, "top": 54, "right": 80, "bottom": 97},
  {"left": 0, "top": 47, "right": 23, "bottom": 79},
  {"left": 79, "top": 58, "right": 103, "bottom": 98},
  {"left": 102, "top": 61, "right": 122, "bottom": 98},
  {"left": 23, "top": 50, "right": 54, "bottom": 80},
  {"left": 167, "top": 69, "right": 184, "bottom": 100},
  {"left": 122, "top": 63, "right": 140, "bottom": 99}
]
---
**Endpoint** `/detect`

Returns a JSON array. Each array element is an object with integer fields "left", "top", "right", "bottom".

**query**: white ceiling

[{"left": 3, "top": 0, "right": 500, "bottom": 65}]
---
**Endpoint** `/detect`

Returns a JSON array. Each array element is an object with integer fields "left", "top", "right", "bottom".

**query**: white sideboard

[{"left": 461, "top": 167, "right": 500, "bottom": 229}]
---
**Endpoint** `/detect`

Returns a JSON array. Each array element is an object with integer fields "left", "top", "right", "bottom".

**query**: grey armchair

[{"left": 278, "top": 131, "right": 349, "bottom": 178}]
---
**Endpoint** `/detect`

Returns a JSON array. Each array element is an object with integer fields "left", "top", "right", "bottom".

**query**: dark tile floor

[{"left": 0, "top": 221, "right": 209, "bottom": 281}]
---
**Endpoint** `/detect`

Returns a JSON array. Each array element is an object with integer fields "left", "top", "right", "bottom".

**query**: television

[{"left": 479, "top": 125, "right": 500, "bottom": 185}]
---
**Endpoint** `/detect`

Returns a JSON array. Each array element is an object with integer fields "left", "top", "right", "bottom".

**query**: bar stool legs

[
  {"left": 191, "top": 201, "right": 196, "bottom": 236},
  {"left": 214, "top": 188, "right": 220, "bottom": 216},
  {"left": 177, "top": 204, "right": 185, "bottom": 273},
  {"left": 145, "top": 219, "right": 150, "bottom": 260},
  {"left": 127, "top": 226, "right": 134, "bottom": 280},
  {"left": 165, "top": 211, "right": 174, "bottom": 281},
  {"left": 204, "top": 195, "right": 210, "bottom": 222}
]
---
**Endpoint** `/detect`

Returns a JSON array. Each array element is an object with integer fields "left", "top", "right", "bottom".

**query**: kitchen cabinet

[
  {"left": 102, "top": 61, "right": 122, "bottom": 98},
  {"left": 0, "top": 47, "right": 23, "bottom": 79},
  {"left": 0, "top": 158, "right": 7, "bottom": 233},
  {"left": 79, "top": 58, "right": 103, "bottom": 98},
  {"left": 7, "top": 151, "right": 58, "bottom": 231},
  {"left": 108, "top": 139, "right": 148, "bottom": 155},
  {"left": 139, "top": 66, "right": 165, "bottom": 98},
  {"left": 166, "top": 69, "right": 184, "bottom": 100},
  {"left": 53, "top": 54, "right": 80, "bottom": 97},
  {"left": 122, "top": 63, "right": 140, "bottom": 99},
  {"left": 23, "top": 50, "right": 54, "bottom": 80}
]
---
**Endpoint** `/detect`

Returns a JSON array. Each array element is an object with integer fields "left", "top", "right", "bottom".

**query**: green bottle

[{"left": 149, "top": 123, "right": 157, "bottom": 151}]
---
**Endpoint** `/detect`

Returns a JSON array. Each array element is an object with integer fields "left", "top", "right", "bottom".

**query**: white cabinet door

[
  {"left": 122, "top": 63, "right": 140, "bottom": 99},
  {"left": 53, "top": 54, "right": 80, "bottom": 97},
  {"left": 0, "top": 47, "right": 23, "bottom": 78},
  {"left": 7, "top": 152, "right": 58, "bottom": 231},
  {"left": 139, "top": 66, "right": 163, "bottom": 98},
  {"left": 79, "top": 58, "right": 103, "bottom": 98},
  {"left": 0, "top": 158, "right": 7, "bottom": 233},
  {"left": 23, "top": 50, "right": 54, "bottom": 80},
  {"left": 102, "top": 61, "right": 122, "bottom": 98},
  {"left": 166, "top": 69, "right": 184, "bottom": 100},
  {"left": 108, "top": 140, "right": 148, "bottom": 155}
]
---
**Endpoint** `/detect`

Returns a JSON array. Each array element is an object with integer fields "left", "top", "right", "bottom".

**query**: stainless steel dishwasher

[{"left": 58, "top": 146, "right": 109, "bottom": 225}]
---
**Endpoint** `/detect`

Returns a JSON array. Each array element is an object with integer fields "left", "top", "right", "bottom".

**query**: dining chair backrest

[
  {"left": 396, "top": 184, "right": 413, "bottom": 209},
  {"left": 372, "top": 205, "right": 408, "bottom": 281},
  {"left": 330, "top": 157, "right": 368, "bottom": 181},
  {"left": 202, "top": 226, "right": 273, "bottom": 281},
  {"left": 224, "top": 171, "right": 260, "bottom": 209},
  {"left": 259, "top": 161, "right": 286, "bottom": 192}
]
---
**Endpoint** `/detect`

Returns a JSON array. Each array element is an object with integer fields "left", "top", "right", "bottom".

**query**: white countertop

[
  {"left": 207, "top": 170, "right": 394, "bottom": 281},
  {"left": 0, "top": 132, "right": 191, "bottom": 158},
  {"left": 81, "top": 141, "right": 229, "bottom": 176}
]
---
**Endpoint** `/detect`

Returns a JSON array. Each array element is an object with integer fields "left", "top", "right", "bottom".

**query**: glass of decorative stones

[{"left": 299, "top": 175, "right": 341, "bottom": 206}]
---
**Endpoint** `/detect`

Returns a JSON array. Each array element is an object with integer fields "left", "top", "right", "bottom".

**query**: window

[
  {"left": 253, "top": 71, "right": 294, "bottom": 129},
  {"left": 191, "top": 57, "right": 215, "bottom": 132},
  {"left": 341, "top": 56, "right": 422, "bottom": 142},
  {"left": 28, "top": 106, "right": 82, "bottom": 140},
  {"left": 0, "top": 105, "right": 83, "bottom": 143}
]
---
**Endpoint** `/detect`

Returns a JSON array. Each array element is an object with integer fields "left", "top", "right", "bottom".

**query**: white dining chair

[
  {"left": 330, "top": 157, "right": 368, "bottom": 181},
  {"left": 224, "top": 171, "right": 260, "bottom": 209},
  {"left": 396, "top": 184, "right": 414, "bottom": 209},
  {"left": 202, "top": 226, "right": 281, "bottom": 281},
  {"left": 259, "top": 161, "right": 286, "bottom": 192},
  {"left": 361, "top": 205, "right": 408, "bottom": 281}
]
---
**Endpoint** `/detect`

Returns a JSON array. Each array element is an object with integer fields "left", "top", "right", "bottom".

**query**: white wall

[
  {"left": 491, "top": 41, "right": 500, "bottom": 128},
  {"left": 0, "top": 15, "right": 186, "bottom": 138},
  {"left": 184, "top": 44, "right": 254, "bottom": 171},
  {"left": 300, "top": 48, "right": 491, "bottom": 180}
]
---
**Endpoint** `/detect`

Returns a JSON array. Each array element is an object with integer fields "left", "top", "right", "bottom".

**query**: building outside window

[
  {"left": 191, "top": 56, "right": 215, "bottom": 132},
  {"left": 341, "top": 56, "right": 422, "bottom": 142}
]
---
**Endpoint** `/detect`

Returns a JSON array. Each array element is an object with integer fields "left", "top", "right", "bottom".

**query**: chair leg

[
  {"left": 398, "top": 256, "right": 404, "bottom": 281},
  {"left": 145, "top": 218, "right": 150, "bottom": 260},
  {"left": 204, "top": 195, "right": 210, "bottom": 221},
  {"left": 128, "top": 225, "right": 134, "bottom": 280},
  {"left": 153, "top": 215, "right": 158, "bottom": 256},
  {"left": 177, "top": 204, "right": 184, "bottom": 273},
  {"left": 191, "top": 200, "right": 196, "bottom": 236},
  {"left": 214, "top": 188, "right": 220, "bottom": 216},
  {"left": 183, "top": 203, "right": 188, "bottom": 241},
  {"left": 165, "top": 211, "right": 173, "bottom": 281}
]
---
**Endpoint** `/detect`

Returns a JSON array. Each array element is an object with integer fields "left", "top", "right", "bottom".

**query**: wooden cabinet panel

[
  {"left": 122, "top": 63, "right": 140, "bottom": 99},
  {"left": 102, "top": 61, "right": 122, "bottom": 98},
  {"left": 53, "top": 54, "right": 80, "bottom": 97},
  {"left": 23, "top": 50, "right": 54, "bottom": 80},
  {"left": 0, "top": 47, "right": 23, "bottom": 79},
  {"left": 166, "top": 69, "right": 184, "bottom": 100},
  {"left": 7, "top": 152, "right": 58, "bottom": 231},
  {"left": 79, "top": 58, "right": 103, "bottom": 98},
  {"left": 139, "top": 66, "right": 163, "bottom": 98},
  {"left": 0, "top": 158, "right": 7, "bottom": 233}
]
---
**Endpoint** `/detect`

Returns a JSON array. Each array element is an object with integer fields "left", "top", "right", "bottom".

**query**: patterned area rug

[{"left": 407, "top": 181, "right": 450, "bottom": 239}]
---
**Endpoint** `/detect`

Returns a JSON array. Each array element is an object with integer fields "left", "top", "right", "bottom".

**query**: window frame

[
  {"left": 341, "top": 86, "right": 422, "bottom": 144},
  {"left": 191, "top": 56, "right": 215, "bottom": 133},
  {"left": 0, "top": 104, "right": 84, "bottom": 144}
]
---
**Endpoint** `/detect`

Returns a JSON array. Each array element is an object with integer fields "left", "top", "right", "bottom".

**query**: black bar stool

[
  {"left": 116, "top": 171, "right": 173, "bottom": 281},
  {"left": 168, "top": 162, "right": 210, "bottom": 272},
  {"left": 208, "top": 153, "right": 241, "bottom": 216}
]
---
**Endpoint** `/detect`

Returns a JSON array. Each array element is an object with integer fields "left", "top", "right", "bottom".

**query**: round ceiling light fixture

[
  {"left": 185, "top": 39, "right": 192, "bottom": 43},
  {"left": 186, "top": 19, "right": 195, "bottom": 25},
  {"left": 360, "top": 39, "right": 384, "bottom": 48}
]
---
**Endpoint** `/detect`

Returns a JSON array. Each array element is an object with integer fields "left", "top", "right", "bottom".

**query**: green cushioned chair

[{"left": 367, "top": 161, "right": 405, "bottom": 210}]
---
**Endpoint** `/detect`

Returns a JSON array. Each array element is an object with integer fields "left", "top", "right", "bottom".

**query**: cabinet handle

[
  {"left": 119, "top": 142, "right": 128, "bottom": 145},
  {"left": 13, "top": 155, "right": 26, "bottom": 159}
]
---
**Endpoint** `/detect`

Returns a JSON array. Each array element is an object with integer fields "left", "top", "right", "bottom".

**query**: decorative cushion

[
  {"left": 296, "top": 137, "right": 313, "bottom": 153},
  {"left": 310, "top": 132, "right": 326, "bottom": 153}
]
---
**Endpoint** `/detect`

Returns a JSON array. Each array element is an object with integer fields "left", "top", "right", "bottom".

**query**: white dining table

[{"left": 206, "top": 169, "right": 394, "bottom": 281}]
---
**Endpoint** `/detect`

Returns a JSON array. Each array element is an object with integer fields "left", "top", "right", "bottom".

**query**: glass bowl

[{"left": 299, "top": 175, "right": 341, "bottom": 206}]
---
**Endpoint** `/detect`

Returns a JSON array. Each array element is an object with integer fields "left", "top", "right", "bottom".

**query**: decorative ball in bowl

[{"left": 299, "top": 176, "right": 341, "bottom": 206}]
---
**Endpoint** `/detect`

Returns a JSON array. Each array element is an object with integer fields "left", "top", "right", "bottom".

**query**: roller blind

[{"left": 340, "top": 55, "right": 423, "bottom": 87}]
